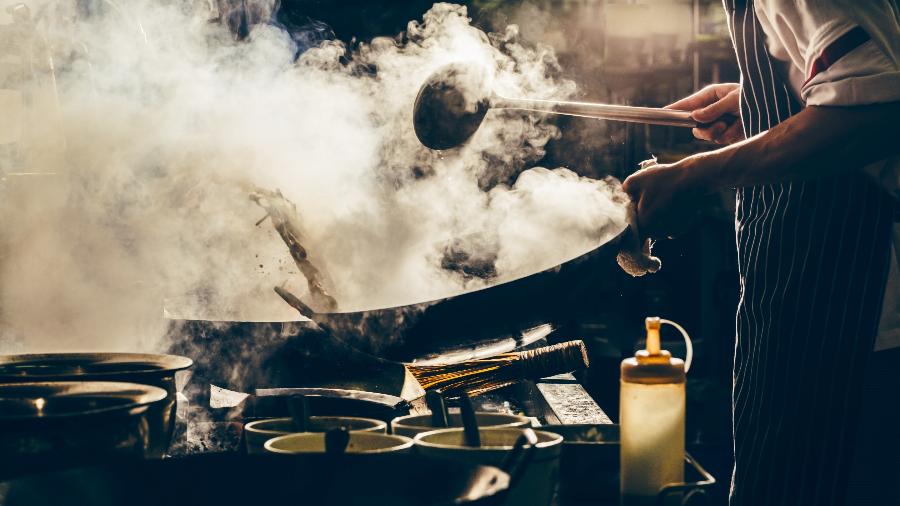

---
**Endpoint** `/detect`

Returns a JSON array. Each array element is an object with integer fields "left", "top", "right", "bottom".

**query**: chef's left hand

[{"left": 622, "top": 160, "right": 701, "bottom": 238}]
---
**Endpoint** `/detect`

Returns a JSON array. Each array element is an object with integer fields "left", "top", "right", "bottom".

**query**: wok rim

[{"left": 308, "top": 225, "right": 628, "bottom": 315}]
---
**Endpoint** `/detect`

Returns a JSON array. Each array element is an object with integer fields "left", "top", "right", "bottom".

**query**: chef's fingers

[
  {"left": 665, "top": 83, "right": 737, "bottom": 111},
  {"left": 622, "top": 173, "right": 641, "bottom": 197},
  {"left": 692, "top": 121, "right": 728, "bottom": 142},
  {"left": 715, "top": 121, "right": 745, "bottom": 145},
  {"left": 692, "top": 90, "right": 740, "bottom": 124},
  {"left": 665, "top": 86, "right": 719, "bottom": 111}
]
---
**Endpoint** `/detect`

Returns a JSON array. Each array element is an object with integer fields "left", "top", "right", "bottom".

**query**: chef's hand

[
  {"left": 667, "top": 83, "right": 744, "bottom": 145},
  {"left": 622, "top": 160, "right": 701, "bottom": 238}
]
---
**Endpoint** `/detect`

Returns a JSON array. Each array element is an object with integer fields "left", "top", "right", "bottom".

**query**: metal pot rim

[
  {"left": 0, "top": 352, "right": 193, "bottom": 380},
  {"left": 0, "top": 380, "right": 168, "bottom": 421},
  {"left": 264, "top": 432, "right": 414, "bottom": 455},
  {"left": 245, "top": 416, "right": 387, "bottom": 436},
  {"left": 413, "top": 427, "right": 563, "bottom": 451},
  {"left": 391, "top": 412, "right": 529, "bottom": 431}
]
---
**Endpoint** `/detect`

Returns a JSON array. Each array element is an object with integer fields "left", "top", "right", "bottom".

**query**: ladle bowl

[
  {"left": 413, "top": 64, "right": 491, "bottom": 150},
  {"left": 413, "top": 63, "right": 700, "bottom": 150}
]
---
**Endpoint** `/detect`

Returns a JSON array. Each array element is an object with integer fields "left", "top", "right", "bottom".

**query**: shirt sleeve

[
  {"left": 798, "top": 2, "right": 900, "bottom": 106},
  {"left": 803, "top": 39, "right": 900, "bottom": 106}
]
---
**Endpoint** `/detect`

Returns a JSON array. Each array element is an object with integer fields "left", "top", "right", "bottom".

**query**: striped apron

[{"left": 725, "top": 1, "right": 896, "bottom": 505}]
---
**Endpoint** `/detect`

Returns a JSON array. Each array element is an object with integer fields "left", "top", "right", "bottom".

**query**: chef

[{"left": 622, "top": 1, "right": 899, "bottom": 504}]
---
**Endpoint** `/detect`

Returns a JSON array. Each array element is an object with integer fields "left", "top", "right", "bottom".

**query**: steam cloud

[{"left": 0, "top": 1, "right": 627, "bottom": 353}]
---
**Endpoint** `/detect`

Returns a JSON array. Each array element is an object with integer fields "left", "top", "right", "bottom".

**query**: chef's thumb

[{"left": 692, "top": 99, "right": 732, "bottom": 124}]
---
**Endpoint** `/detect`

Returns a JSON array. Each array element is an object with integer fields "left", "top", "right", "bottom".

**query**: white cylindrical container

[{"left": 620, "top": 317, "right": 691, "bottom": 506}]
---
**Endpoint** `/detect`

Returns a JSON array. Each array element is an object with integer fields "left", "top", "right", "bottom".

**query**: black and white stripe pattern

[{"left": 724, "top": 1, "right": 895, "bottom": 504}]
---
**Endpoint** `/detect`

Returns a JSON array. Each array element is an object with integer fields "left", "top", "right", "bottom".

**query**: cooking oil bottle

[{"left": 620, "top": 317, "right": 692, "bottom": 506}]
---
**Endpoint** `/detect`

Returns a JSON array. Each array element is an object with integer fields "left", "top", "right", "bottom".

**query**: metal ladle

[{"left": 412, "top": 63, "right": 700, "bottom": 150}]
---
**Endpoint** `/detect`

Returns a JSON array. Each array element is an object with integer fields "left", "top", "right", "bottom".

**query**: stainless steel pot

[
  {"left": 0, "top": 353, "right": 193, "bottom": 456},
  {"left": 0, "top": 381, "right": 167, "bottom": 479}
]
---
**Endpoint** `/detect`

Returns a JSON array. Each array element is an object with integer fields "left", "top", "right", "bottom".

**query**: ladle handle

[
  {"left": 426, "top": 390, "right": 450, "bottom": 428},
  {"left": 287, "top": 394, "right": 310, "bottom": 433},
  {"left": 325, "top": 427, "right": 350, "bottom": 454},
  {"left": 492, "top": 96, "right": 698, "bottom": 128},
  {"left": 459, "top": 392, "right": 481, "bottom": 447},
  {"left": 500, "top": 428, "right": 539, "bottom": 486}
]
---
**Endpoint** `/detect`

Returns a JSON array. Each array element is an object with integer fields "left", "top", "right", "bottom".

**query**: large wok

[
  {"left": 166, "top": 228, "right": 634, "bottom": 401},
  {"left": 0, "top": 453, "right": 510, "bottom": 506},
  {"left": 301, "top": 227, "right": 635, "bottom": 362}
]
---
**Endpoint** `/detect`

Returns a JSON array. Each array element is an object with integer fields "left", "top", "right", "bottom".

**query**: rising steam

[{"left": 0, "top": 1, "right": 627, "bottom": 353}]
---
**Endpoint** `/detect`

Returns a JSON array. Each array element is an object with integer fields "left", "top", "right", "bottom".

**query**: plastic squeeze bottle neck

[{"left": 621, "top": 317, "right": 685, "bottom": 385}]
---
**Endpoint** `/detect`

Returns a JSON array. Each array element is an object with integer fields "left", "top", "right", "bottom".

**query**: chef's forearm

[{"left": 682, "top": 102, "right": 900, "bottom": 191}]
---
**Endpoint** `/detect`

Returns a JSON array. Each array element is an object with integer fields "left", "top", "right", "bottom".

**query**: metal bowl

[
  {"left": 391, "top": 412, "right": 530, "bottom": 438},
  {"left": 0, "top": 353, "right": 193, "bottom": 456},
  {"left": 265, "top": 432, "right": 414, "bottom": 455},
  {"left": 244, "top": 416, "right": 387, "bottom": 454},
  {"left": 0, "top": 381, "right": 167, "bottom": 479}
]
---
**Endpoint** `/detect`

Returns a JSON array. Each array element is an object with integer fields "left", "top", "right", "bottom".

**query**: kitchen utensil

[
  {"left": 408, "top": 340, "right": 590, "bottom": 396},
  {"left": 0, "top": 452, "right": 511, "bottom": 505},
  {"left": 413, "top": 63, "right": 699, "bottom": 150},
  {"left": 0, "top": 353, "right": 192, "bottom": 457},
  {"left": 325, "top": 426, "right": 351, "bottom": 454},
  {"left": 425, "top": 390, "right": 449, "bottom": 427},
  {"left": 0, "top": 381, "right": 167, "bottom": 479},
  {"left": 265, "top": 431, "right": 413, "bottom": 455},
  {"left": 415, "top": 427, "right": 562, "bottom": 506},
  {"left": 287, "top": 394, "right": 310, "bottom": 432},
  {"left": 165, "top": 226, "right": 631, "bottom": 404},
  {"left": 620, "top": 317, "right": 692, "bottom": 503},
  {"left": 460, "top": 392, "right": 481, "bottom": 447},
  {"left": 391, "top": 412, "right": 529, "bottom": 438},
  {"left": 243, "top": 415, "right": 387, "bottom": 454},
  {"left": 175, "top": 322, "right": 424, "bottom": 403},
  {"left": 272, "top": 227, "right": 628, "bottom": 363},
  {"left": 250, "top": 387, "right": 411, "bottom": 421}
]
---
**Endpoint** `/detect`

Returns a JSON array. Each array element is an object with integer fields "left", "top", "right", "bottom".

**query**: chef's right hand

[{"left": 667, "top": 83, "right": 744, "bottom": 145}]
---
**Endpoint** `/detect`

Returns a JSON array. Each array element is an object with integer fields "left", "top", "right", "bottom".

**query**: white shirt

[{"left": 754, "top": 0, "right": 900, "bottom": 350}]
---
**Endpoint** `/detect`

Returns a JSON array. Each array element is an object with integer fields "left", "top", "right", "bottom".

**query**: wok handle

[
  {"left": 500, "top": 428, "right": 539, "bottom": 485},
  {"left": 492, "top": 96, "right": 698, "bottom": 128}
]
